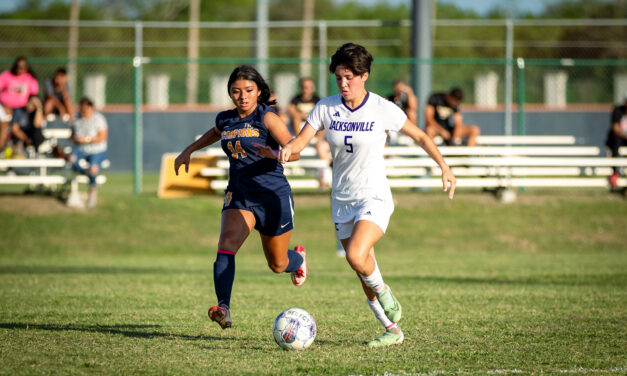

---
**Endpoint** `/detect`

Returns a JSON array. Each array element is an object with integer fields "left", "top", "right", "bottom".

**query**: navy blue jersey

[{"left": 216, "top": 103, "right": 291, "bottom": 205}]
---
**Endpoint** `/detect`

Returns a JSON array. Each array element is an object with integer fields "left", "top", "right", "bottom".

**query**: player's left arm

[
  {"left": 400, "top": 120, "right": 456, "bottom": 199},
  {"left": 255, "top": 111, "right": 301, "bottom": 161}
]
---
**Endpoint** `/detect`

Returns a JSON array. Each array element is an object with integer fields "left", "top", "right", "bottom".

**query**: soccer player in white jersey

[{"left": 279, "top": 43, "right": 456, "bottom": 347}]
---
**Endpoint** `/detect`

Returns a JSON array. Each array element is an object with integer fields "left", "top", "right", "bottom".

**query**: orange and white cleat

[
  {"left": 291, "top": 245, "right": 307, "bottom": 287},
  {"left": 208, "top": 304, "right": 232, "bottom": 329}
]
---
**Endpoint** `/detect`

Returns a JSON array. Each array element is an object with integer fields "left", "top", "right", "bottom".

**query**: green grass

[{"left": 1, "top": 173, "right": 626, "bottom": 375}]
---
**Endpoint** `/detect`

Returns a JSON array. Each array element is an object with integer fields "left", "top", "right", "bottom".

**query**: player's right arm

[{"left": 174, "top": 127, "right": 221, "bottom": 175}]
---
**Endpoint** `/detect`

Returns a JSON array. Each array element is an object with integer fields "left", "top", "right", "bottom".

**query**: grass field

[{"left": 1, "top": 173, "right": 626, "bottom": 375}]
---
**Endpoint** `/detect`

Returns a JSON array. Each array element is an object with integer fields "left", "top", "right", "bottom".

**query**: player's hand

[
  {"left": 441, "top": 167, "right": 456, "bottom": 199},
  {"left": 278, "top": 145, "right": 292, "bottom": 164},
  {"left": 174, "top": 150, "right": 191, "bottom": 175},
  {"left": 252, "top": 142, "right": 278, "bottom": 160}
]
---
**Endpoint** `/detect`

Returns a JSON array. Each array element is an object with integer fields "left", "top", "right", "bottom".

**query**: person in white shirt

[
  {"left": 279, "top": 43, "right": 456, "bottom": 347},
  {"left": 69, "top": 97, "right": 108, "bottom": 208}
]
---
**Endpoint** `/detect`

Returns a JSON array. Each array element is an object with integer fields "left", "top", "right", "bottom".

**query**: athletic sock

[
  {"left": 283, "top": 249, "right": 304, "bottom": 273},
  {"left": 359, "top": 260, "right": 385, "bottom": 293},
  {"left": 213, "top": 250, "right": 236, "bottom": 307},
  {"left": 366, "top": 298, "right": 398, "bottom": 330}
]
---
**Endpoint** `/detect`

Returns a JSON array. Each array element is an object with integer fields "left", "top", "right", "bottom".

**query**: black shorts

[{"left": 222, "top": 189, "right": 295, "bottom": 236}]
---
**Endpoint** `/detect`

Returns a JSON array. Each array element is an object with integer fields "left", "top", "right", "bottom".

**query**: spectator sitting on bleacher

[
  {"left": 10, "top": 95, "right": 45, "bottom": 156},
  {"left": 424, "top": 87, "right": 480, "bottom": 146},
  {"left": 606, "top": 94, "right": 627, "bottom": 188},
  {"left": 388, "top": 79, "right": 418, "bottom": 125},
  {"left": 69, "top": 97, "right": 108, "bottom": 208},
  {"left": 0, "top": 56, "right": 39, "bottom": 155},
  {"left": 44, "top": 67, "right": 74, "bottom": 123}
]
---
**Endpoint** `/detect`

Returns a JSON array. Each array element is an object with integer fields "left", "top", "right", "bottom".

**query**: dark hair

[
  {"left": 449, "top": 87, "right": 464, "bottom": 101},
  {"left": 79, "top": 96, "right": 94, "bottom": 107},
  {"left": 54, "top": 67, "right": 67, "bottom": 75},
  {"left": 329, "top": 43, "right": 373, "bottom": 75},
  {"left": 227, "top": 65, "right": 276, "bottom": 106},
  {"left": 299, "top": 77, "right": 314, "bottom": 85},
  {"left": 10, "top": 56, "right": 36, "bottom": 78}
]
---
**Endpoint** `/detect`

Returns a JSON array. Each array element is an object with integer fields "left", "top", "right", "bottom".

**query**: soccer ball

[{"left": 272, "top": 308, "right": 316, "bottom": 351}]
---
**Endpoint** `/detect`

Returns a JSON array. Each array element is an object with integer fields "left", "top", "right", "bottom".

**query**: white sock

[
  {"left": 367, "top": 298, "right": 397, "bottom": 330},
  {"left": 359, "top": 260, "right": 385, "bottom": 293}
]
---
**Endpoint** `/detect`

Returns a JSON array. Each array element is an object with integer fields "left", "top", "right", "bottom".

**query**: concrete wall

[{"left": 51, "top": 110, "right": 613, "bottom": 172}]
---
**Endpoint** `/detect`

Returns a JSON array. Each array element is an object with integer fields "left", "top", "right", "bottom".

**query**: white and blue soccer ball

[{"left": 272, "top": 308, "right": 317, "bottom": 351}]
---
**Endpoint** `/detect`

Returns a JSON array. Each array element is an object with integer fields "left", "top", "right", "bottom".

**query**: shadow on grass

[
  {"left": 0, "top": 265, "right": 205, "bottom": 275},
  {"left": 0, "top": 322, "right": 236, "bottom": 342},
  {"left": 390, "top": 273, "right": 627, "bottom": 287}
]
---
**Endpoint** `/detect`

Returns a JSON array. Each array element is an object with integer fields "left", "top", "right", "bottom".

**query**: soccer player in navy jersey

[
  {"left": 279, "top": 43, "right": 456, "bottom": 347},
  {"left": 174, "top": 65, "right": 306, "bottom": 330}
]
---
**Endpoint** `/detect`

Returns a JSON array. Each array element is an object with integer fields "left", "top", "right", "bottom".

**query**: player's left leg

[
  {"left": 355, "top": 266, "right": 404, "bottom": 347},
  {"left": 255, "top": 190, "right": 306, "bottom": 286},
  {"left": 260, "top": 231, "right": 306, "bottom": 286},
  {"left": 343, "top": 220, "right": 402, "bottom": 324}
]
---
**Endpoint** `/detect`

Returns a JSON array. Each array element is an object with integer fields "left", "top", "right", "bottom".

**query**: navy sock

[
  {"left": 284, "top": 249, "right": 303, "bottom": 273},
  {"left": 213, "top": 251, "right": 235, "bottom": 307}
]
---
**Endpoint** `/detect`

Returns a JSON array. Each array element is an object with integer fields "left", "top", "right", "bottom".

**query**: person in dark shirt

[
  {"left": 288, "top": 77, "right": 320, "bottom": 136},
  {"left": 424, "top": 87, "right": 480, "bottom": 146},
  {"left": 10, "top": 95, "right": 45, "bottom": 152},
  {"left": 606, "top": 95, "right": 627, "bottom": 187},
  {"left": 43, "top": 67, "right": 74, "bottom": 123}
]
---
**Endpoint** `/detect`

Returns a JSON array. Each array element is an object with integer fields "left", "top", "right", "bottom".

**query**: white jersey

[{"left": 307, "top": 92, "right": 407, "bottom": 202}]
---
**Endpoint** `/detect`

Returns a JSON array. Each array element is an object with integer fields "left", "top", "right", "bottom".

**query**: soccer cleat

[
  {"left": 291, "top": 245, "right": 307, "bottom": 286},
  {"left": 376, "top": 285, "right": 402, "bottom": 323},
  {"left": 208, "top": 304, "right": 232, "bottom": 329},
  {"left": 609, "top": 172, "right": 619, "bottom": 188},
  {"left": 367, "top": 329, "right": 404, "bottom": 348}
]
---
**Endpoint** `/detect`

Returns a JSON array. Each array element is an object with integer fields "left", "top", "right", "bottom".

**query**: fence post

[
  {"left": 516, "top": 58, "right": 525, "bottom": 135},
  {"left": 504, "top": 19, "right": 514, "bottom": 138},
  {"left": 318, "top": 21, "right": 328, "bottom": 97},
  {"left": 133, "top": 22, "right": 143, "bottom": 195}
]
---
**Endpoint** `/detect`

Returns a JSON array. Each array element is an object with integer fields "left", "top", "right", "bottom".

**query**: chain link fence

[{"left": 0, "top": 19, "right": 624, "bottom": 108}]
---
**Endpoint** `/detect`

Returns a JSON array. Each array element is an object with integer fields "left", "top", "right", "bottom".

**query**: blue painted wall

[{"left": 51, "top": 110, "right": 614, "bottom": 172}]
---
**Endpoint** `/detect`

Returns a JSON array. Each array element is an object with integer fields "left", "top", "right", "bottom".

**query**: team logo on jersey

[
  {"left": 333, "top": 111, "right": 340, "bottom": 117},
  {"left": 436, "top": 105, "right": 453, "bottom": 120},
  {"left": 222, "top": 123, "right": 260, "bottom": 140},
  {"left": 329, "top": 120, "right": 374, "bottom": 132}
]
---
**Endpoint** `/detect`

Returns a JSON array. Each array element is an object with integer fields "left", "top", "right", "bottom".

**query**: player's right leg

[{"left": 209, "top": 207, "right": 255, "bottom": 329}]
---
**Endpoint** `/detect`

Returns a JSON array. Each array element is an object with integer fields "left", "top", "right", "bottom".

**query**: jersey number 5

[
  {"left": 227, "top": 140, "right": 247, "bottom": 159},
  {"left": 344, "top": 135, "right": 353, "bottom": 153}
]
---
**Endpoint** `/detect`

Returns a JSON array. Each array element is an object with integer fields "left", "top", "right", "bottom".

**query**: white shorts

[
  {"left": 0, "top": 106, "right": 12, "bottom": 122},
  {"left": 332, "top": 195, "right": 395, "bottom": 240}
]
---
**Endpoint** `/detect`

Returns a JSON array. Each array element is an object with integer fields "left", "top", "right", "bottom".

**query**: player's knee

[
  {"left": 471, "top": 125, "right": 480, "bottom": 136},
  {"left": 267, "top": 259, "right": 288, "bottom": 273},
  {"left": 345, "top": 250, "right": 368, "bottom": 273},
  {"left": 217, "top": 238, "right": 240, "bottom": 254},
  {"left": 89, "top": 165, "right": 99, "bottom": 175}
]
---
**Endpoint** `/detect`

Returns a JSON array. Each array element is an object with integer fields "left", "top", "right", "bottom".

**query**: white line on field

[{"left": 349, "top": 366, "right": 627, "bottom": 376}]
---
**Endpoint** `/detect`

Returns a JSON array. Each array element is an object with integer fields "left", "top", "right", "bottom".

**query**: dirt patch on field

[{"left": 0, "top": 194, "right": 84, "bottom": 216}]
